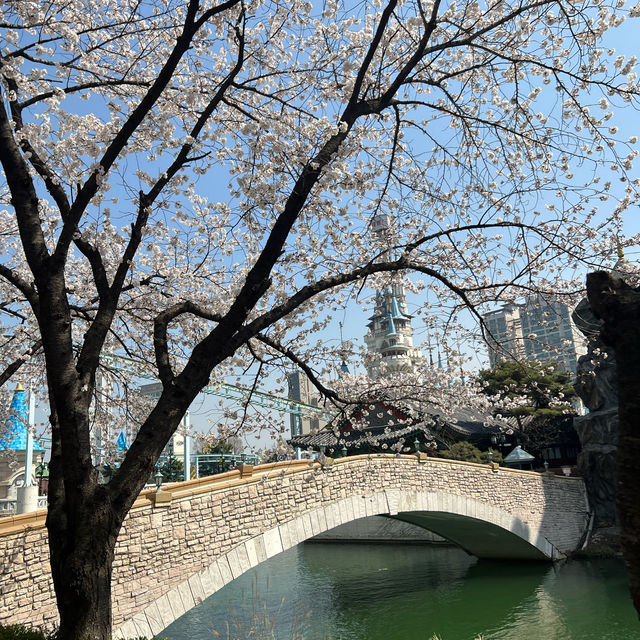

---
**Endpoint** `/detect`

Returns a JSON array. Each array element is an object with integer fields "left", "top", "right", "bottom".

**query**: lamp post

[
  {"left": 167, "top": 452, "right": 174, "bottom": 481},
  {"left": 341, "top": 445, "right": 347, "bottom": 458},
  {"left": 155, "top": 468, "right": 164, "bottom": 493},
  {"left": 37, "top": 454, "right": 45, "bottom": 495},
  {"left": 414, "top": 438, "right": 420, "bottom": 453}
]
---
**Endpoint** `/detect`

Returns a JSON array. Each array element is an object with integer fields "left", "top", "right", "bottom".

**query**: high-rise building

[
  {"left": 287, "top": 372, "right": 326, "bottom": 437},
  {"left": 91, "top": 370, "right": 117, "bottom": 465},
  {"left": 483, "top": 303, "right": 526, "bottom": 365},
  {"left": 483, "top": 295, "right": 586, "bottom": 375},
  {"left": 139, "top": 382, "right": 189, "bottom": 459}
]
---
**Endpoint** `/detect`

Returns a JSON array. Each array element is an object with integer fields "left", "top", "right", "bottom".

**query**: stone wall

[{"left": 0, "top": 455, "right": 589, "bottom": 635}]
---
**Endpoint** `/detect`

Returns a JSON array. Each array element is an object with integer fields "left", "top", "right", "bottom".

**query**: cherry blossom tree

[{"left": 1, "top": 0, "right": 639, "bottom": 637}]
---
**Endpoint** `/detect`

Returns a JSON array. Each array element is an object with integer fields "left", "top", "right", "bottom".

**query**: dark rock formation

[{"left": 571, "top": 298, "right": 618, "bottom": 528}]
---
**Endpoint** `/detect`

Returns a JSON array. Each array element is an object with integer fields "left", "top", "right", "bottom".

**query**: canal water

[{"left": 162, "top": 543, "right": 640, "bottom": 640}]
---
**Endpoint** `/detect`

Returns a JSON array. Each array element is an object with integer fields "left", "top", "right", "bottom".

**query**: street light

[
  {"left": 341, "top": 445, "right": 347, "bottom": 458},
  {"left": 414, "top": 438, "right": 420, "bottom": 453},
  {"left": 155, "top": 468, "right": 164, "bottom": 492},
  {"left": 37, "top": 454, "right": 45, "bottom": 495}
]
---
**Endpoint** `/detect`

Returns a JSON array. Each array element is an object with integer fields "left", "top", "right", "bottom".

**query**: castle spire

[{"left": 364, "top": 215, "right": 424, "bottom": 378}]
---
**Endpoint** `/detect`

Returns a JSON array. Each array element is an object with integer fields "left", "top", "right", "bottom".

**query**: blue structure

[
  {"left": 504, "top": 445, "right": 535, "bottom": 470},
  {"left": 2, "top": 384, "right": 44, "bottom": 452}
]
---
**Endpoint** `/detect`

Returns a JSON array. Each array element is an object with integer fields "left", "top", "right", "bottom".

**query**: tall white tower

[{"left": 364, "top": 215, "right": 424, "bottom": 378}]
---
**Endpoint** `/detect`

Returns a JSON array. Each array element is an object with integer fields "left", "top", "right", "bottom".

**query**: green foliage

[
  {"left": 478, "top": 361, "right": 580, "bottom": 460},
  {"left": 202, "top": 440, "right": 234, "bottom": 455},
  {"left": 0, "top": 626, "right": 167, "bottom": 640},
  {"left": 440, "top": 441, "right": 502, "bottom": 465},
  {"left": 478, "top": 360, "right": 576, "bottom": 417},
  {"left": 0, "top": 625, "right": 47, "bottom": 640},
  {"left": 159, "top": 456, "right": 184, "bottom": 482}
]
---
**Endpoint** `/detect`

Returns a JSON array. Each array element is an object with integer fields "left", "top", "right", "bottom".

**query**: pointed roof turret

[
  {"left": 2, "top": 384, "right": 44, "bottom": 451},
  {"left": 389, "top": 294, "right": 409, "bottom": 320},
  {"left": 386, "top": 313, "right": 397, "bottom": 336}
]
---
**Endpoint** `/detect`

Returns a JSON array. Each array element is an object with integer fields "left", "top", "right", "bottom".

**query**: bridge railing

[
  {"left": 0, "top": 496, "right": 48, "bottom": 517},
  {"left": 0, "top": 454, "right": 582, "bottom": 534}
]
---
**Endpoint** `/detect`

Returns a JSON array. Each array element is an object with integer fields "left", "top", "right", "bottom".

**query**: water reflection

[{"left": 162, "top": 543, "right": 640, "bottom": 640}]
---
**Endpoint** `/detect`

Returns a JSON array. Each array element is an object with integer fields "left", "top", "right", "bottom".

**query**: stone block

[
  {"left": 309, "top": 510, "right": 321, "bottom": 536},
  {"left": 141, "top": 602, "right": 166, "bottom": 637},
  {"left": 114, "top": 619, "right": 138, "bottom": 639},
  {"left": 278, "top": 521, "right": 293, "bottom": 551},
  {"left": 153, "top": 592, "right": 176, "bottom": 630},
  {"left": 385, "top": 490, "right": 401, "bottom": 515},
  {"left": 131, "top": 612, "right": 154, "bottom": 639},
  {"left": 263, "top": 526, "right": 283, "bottom": 558},
  {"left": 301, "top": 513, "right": 313, "bottom": 539},
  {"left": 152, "top": 491, "right": 173, "bottom": 506},
  {"left": 217, "top": 555, "right": 234, "bottom": 585},
  {"left": 324, "top": 505, "right": 336, "bottom": 531},
  {"left": 244, "top": 538, "right": 259, "bottom": 567},
  {"left": 225, "top": 547, "right": 242, "bottom": 579},
  {"left": 198, "top": 565, "right": 216, "bottom": 598},
  {"left": 188, "top": 572, "right": 206, "bottom": 606},
  {"left": 177, "top": 577, "right": 195, "bottom": 612},
  {"left": 238, "top": 464, "right": 253, "bottom": 478},
  {"left": 165, "top": 585, "right": 187, "bottom": 621},
  {"left": 253, "top": 532, "right": 268, "bottom": 562}
]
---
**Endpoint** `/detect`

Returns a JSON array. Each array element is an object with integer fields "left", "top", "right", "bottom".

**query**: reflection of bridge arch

[
  {"left": 0, "top": 455, "right": 589, "bottom": 636},
  {"left": 112, "top": 456, "right": 588, "bottom": 638}
]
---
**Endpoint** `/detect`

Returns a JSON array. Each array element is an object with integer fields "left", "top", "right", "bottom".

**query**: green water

[{"left": 162, "top": 543, "right": 640, "bottom": 640}]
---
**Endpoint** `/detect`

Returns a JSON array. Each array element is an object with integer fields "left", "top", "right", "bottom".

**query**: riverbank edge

[{"left": 573, "top": 525, "right": 623, "bottom": 559}]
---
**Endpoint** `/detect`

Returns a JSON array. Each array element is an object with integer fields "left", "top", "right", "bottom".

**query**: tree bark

[
  {"left": 47, "top": 486, "right": 121, "bottom": 639},
  {"left": 586, "top": 270, "right": 640, "bottom": 616}
]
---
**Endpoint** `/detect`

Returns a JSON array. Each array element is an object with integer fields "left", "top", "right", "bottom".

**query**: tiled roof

[
  {"left": 289, "top": 398, "right": 500, "bottom": 451},
  {"left": 504, "top": 445, "right": 535, "bottom": 462}
]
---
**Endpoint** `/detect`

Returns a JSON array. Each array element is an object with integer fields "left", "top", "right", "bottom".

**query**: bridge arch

[
  {"left": 117, "top": 478, "right": 577, "bottom": 639},
  {"left": 0, "top": 455, "right": 589, "bottom": 635}
]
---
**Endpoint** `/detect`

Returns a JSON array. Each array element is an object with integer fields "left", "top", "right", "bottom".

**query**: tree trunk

[
  {"left": 587, "top": 270, "right": 640, "bottom": 616},
  {"left": 46, "top": 480, "right": 124, "bottom": 640}
]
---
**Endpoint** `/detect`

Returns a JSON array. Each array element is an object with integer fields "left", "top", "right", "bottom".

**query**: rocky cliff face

[{"left": 572, "top": 298, "right": 618, "bottom": 529}]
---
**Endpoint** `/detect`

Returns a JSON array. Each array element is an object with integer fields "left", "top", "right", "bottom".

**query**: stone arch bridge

[{"left": 0, "top": 454, "right": 590, "bottom": 636}]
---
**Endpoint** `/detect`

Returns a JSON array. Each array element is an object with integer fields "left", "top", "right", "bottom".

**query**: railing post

[{"left": 238, "top": 464, "right": 253, "bottom": 478}]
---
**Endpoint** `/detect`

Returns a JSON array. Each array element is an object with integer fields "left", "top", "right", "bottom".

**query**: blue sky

[
  {"left": 7, "top": 1, "right": 640, "bottom": 455},
  {"left": 175, "top": 9, "right": 640, "bottom": 449}
]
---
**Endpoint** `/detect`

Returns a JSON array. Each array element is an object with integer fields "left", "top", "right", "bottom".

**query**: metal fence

[{"left": 193, "top": 453, "right": 259, "bottom": 478}]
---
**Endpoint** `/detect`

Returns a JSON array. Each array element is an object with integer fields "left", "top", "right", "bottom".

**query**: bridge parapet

[{"left": 0, "top": 455, "right": 589, "bottom": 635}]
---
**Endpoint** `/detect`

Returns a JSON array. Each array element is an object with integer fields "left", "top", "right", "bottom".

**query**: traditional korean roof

[{"left": 289, "top": 398, "right": 500, "bottom": 452}]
